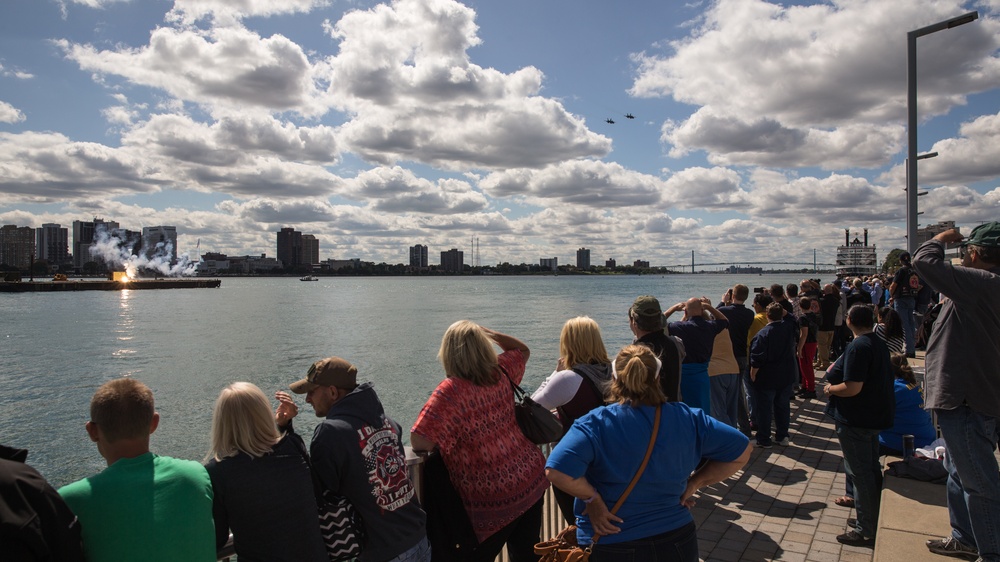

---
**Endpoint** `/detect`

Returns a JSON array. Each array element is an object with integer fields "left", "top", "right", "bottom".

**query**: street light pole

[{"left": 906, "top": 11, "right": 978, "bottom": 253}]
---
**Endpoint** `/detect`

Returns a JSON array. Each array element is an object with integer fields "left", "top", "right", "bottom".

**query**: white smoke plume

[{"left": 88, "top": 227, "right": 200, "bottom": 277}]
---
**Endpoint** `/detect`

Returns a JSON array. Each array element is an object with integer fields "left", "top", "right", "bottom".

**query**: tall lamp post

[{"left": 906, "top": 11, "right": 978, "bottom": 253}]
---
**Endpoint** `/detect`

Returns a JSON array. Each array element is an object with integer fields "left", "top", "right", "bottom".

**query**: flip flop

[{"left": 833, "top": 496, "right": 855, "bottom": 507}]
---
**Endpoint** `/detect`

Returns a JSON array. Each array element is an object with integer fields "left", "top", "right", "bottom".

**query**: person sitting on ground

[
  {"left": 1, "top": 444, "right": 85, "bottom": 562},
  {"left": 749, "top": 303, "right": 798, "bottom": 448},
  {"left": 545, "top": 344, "right": 751, "bottom": 562},
  {"left": 823, "top": 305, "right": 894, "bottom": 548},
  {"left": 874, "top": 307, "right": 905, "bottom": 356},
  {"left": 58, "top": 378, "right": 216, "bottom": 562},
  {"left": 664, "top": 297, "right": 729, "bottom": 413},
  {"left": 628, "top": 296, "right": 685, "bottom": 402},
  {"left": 204, "top": 382, "right": 327, "bottom": 562},
  {"left": 532, "top": 316, "right": 612, "bottom": 524},
  {"left": 879, "top": 353, "right": 936, "bottom": 455}
]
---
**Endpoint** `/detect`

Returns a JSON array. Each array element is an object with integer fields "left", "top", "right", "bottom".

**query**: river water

[{"left": 1, "top": 273, "right": 811, "bottom": 487}]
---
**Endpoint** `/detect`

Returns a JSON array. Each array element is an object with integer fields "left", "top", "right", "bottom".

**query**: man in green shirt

[{"left": 58, "top": 378, "right": 216, "bottom": 562}]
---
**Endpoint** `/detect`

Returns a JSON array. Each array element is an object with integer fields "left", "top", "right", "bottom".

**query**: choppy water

[{"left": 1, "top": 273, "right": 810, "bottom": 487}]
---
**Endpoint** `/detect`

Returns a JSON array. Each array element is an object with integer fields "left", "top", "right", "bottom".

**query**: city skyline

[{"left": 1, "top": 0, "right": 999, "bottom": 267}]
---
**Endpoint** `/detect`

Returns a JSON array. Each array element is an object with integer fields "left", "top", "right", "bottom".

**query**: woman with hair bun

[
  {"left": 204, "top": 382, "right": 327, "bottom": 562},
  {"left": 545, "top": 345, "right": 752, "bottom": 561}
]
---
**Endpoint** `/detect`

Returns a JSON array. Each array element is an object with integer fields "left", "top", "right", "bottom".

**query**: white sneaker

[{"left": 774, "top": 437, "right": 790, "bottom": 446}]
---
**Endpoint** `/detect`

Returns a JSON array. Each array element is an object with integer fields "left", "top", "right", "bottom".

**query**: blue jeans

[
  {"left": 937, "top": 406, "right": 1000, "bottom": 561},
  {"left": 753, "top": 384, "right": 793, "bottom": 445},
  {"left": 710, "top": 373, "right": 741, "bottom": 429},
  {"left": 386, "top": 536, "right": 432, "bottom": 562},
  {"left": 836, "top": 423, "right": 882, "bottom": 538},
  {"left": 590, "top": 521, "right": 698, "bottom": 562},
  {"left": 893, "top": 297, "right": 916, "bottom": 355}
]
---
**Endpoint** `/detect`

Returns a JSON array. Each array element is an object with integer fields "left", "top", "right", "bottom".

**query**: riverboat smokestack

[
  {"left": 864, "top": 229, "right": 868, "bottom": 247},
  {"left": 845, "top": 229, "right": 850, "bottom": 246}
]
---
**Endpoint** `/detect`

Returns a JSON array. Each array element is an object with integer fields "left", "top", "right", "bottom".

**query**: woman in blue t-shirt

[{"left": 545, "top": 345, "right": 751, "bottom": 562}]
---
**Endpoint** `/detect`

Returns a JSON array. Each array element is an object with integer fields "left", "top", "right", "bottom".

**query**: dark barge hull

[{"left": 0, "top": 279, "right": 222, "bottom": 292}]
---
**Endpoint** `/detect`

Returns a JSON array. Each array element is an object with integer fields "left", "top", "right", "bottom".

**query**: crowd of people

[{"left": 3, "top": 224, "right": 998, "bottom": 562}]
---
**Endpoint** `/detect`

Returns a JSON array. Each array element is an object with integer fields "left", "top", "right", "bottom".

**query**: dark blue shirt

[
  {"left": 824, "top": 333, "right": 894, "bottom": 429},
  {"left": 718, "top": 303, "right": 754, "bottom": 359},
  {"left": 668, "top": 317, "right": 728, "bottom": 364},
  {"left": 749, "top": 316, "right": 798, "bottom": 390}
]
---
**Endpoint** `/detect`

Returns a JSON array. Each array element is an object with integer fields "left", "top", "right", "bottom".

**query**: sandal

[{"left": 833, "top": 496, "right": 855, "bottom": 507}]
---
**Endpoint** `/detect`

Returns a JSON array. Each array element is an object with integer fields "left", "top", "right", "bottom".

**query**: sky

[{"left": 1, "top": 0, "right": 999, "bottom": 270}]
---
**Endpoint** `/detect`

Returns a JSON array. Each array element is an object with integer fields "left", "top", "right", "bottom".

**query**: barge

[{"left": 0, "top": 278, "right": 222, "bottom": 292}]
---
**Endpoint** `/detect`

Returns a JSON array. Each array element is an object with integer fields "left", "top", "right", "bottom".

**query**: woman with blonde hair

[
  {"left": 532, "top": 316, "right": 612, "bottom": 523},
  {"left": 205, "top": 382, "right": 326, "bottom": 562},
  {"left": 546, "top": 345, "right": 752, "bottom": 561},
  {"left": 411, "top": 321, "right": 548, "bottom": 562}
]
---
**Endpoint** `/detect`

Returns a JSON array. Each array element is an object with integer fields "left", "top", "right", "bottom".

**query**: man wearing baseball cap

[
  {"left": 279, "top": 357, "right": 430, "bottom": 562},
  {"left": 913, "top": 223, "right": 1000, "bottom": 562},
  {"left": 628, "top": 295, "right": 685, "bottom": 402}
]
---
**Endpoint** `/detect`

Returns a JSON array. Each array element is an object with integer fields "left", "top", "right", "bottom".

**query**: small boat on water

[{"left": 300, "top": 275, "right": 318, "bottom": 281}]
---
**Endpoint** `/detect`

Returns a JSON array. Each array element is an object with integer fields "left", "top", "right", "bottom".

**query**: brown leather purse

[{"left": 534, "top": 405, "right": 662, "bottom": 562}]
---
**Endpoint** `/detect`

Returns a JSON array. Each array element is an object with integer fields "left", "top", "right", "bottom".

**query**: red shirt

[{"left": 411, "top": 349, "right": 548, "bottom": 542}]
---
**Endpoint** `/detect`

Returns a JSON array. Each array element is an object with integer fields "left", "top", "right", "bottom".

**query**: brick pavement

[{"left": 689, "top": 392, "right": 875, "bottom": 562}]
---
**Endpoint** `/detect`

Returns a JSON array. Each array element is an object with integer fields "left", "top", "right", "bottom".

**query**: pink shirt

[{"left": 411, "top": 349, "right": 548, "bottom": 542}]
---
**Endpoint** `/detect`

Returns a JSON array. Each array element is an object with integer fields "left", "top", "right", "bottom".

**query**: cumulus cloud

[
  {"left": 0, "top": 100, "right": 25, "bottom": 123},
  {"left": 919, "top": 112, "right": 1000, "bottom": 185},
  {"left": 57, "top": 26, "right": 324, "bottom": 115},
  {"left": 662, "top": 166, "right": 747, "bottom": 208},
  {"left": 345, "top": 166, "right": 488, "bottom": 214},
  {"left": 632, "top": 0, "right": 1000, "bottom": 167},
  {"left": 479, "top": 160, "right": 664, "bottom": 208},
  {"left": 324, "top": 0, "right": 611, "bottom": 169},
  {"left": 167, "top": 0, "right": 328, "bottom": 26}
]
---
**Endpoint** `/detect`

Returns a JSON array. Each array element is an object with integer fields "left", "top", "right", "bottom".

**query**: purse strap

[
  {"left": 592, "top": 404, "right": 661, "bottom": 546},
  {"left": 498, "top": 364, "right": 527, "bottom": 401}
]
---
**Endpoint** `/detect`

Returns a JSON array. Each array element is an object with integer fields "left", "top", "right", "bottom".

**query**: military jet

[
  {"left": 606, "top": 118, "right": 615, "bottom": 124},
  {"left": 625, "top": 113, "right": 635, "bottom": 119}
]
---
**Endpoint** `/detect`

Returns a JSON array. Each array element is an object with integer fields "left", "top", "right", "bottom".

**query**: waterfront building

[
  {"left": 836, "top": 229, "right": 877, "bottom": 278},
  {"left": 323, "top": 258, "right": 361, "bottom": 272},
  {"left": 141, "top": 226, "right": 178, "bottom": 263},
  {"left": 576, "top": 248, "right": 591, "bottom": 270},
  {"left": 916, "top": 221, "right": 959, "bottom": 246},
  {"left": 540, "top": 257, "right": 558, "bottom": 271},
  {"left": 35, "top": 223, "right": 69, "bottom": 266},
  {"left": 633, "top": 260, "right": 650, "bottom": 268},
  {"left": 440, "top": 249, "right": 464, "bottom": 273},
  {"left": 72, "top": 218, "right": 119, "bottom": 269},
  {"left": 301, "top": 234, "right": 319, "bottom": 267},
  {"left": 606, "top": 258, "right": 616, "bottom": 268},
  {"left": 0, "top": 224, "right": 35, "bottom": 270},
  {"left": 409, "top": 244, "right": 428, "bottom": 269},
  {"left": 726, "top": 265, "right": 764, "bottom": 274},
  {"left": 228, "top": 254, "right": 282, "bottom": 274},
  {"left": 276, "top": 227, "right": 302, "bottom": 269}
]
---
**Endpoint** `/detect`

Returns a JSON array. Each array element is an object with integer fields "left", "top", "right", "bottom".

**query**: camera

[{"left": 753, "top": 287, "right": 767, "bottom": 293}]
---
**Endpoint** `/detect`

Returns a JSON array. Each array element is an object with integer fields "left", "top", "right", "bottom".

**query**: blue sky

[{"left": 1, "top": 0, "right": 999, "bottom": 269}]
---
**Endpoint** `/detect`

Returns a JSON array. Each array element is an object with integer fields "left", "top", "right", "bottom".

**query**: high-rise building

[
  {"left": 440, "top": 248, "right": 464, "bottom": 273},
  {"left": 73, "top": 218, "right": 120, "bottom": 269},
  {"left": 35, "top": 223, "right": 69, "bottom": 265},
  {"left": 576, "top": 248, "right": 591, "bottom": 270},
  {"left": 142, "top": 226, "right": 178, "bottom": 263},
  {"left": 276, "top": 227, "right": 303, "bottom": 269},
  {"left": 409, "top": 244, "right": 428, "bottom": 269},
  {"left": 0, "top": 225, "right": 35, "bottom": 270},
  {"left": 916, "top": 221, "right": 959, "bottom": 247},
  {"left": 540, "top": 257, "right": 558, "bottom": 271},
  {"left": 606, "top": 258, "right": 616, "bottom": 268},
  {"left": 301, "top": 234, "right": 319, "bottom": 266}
]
